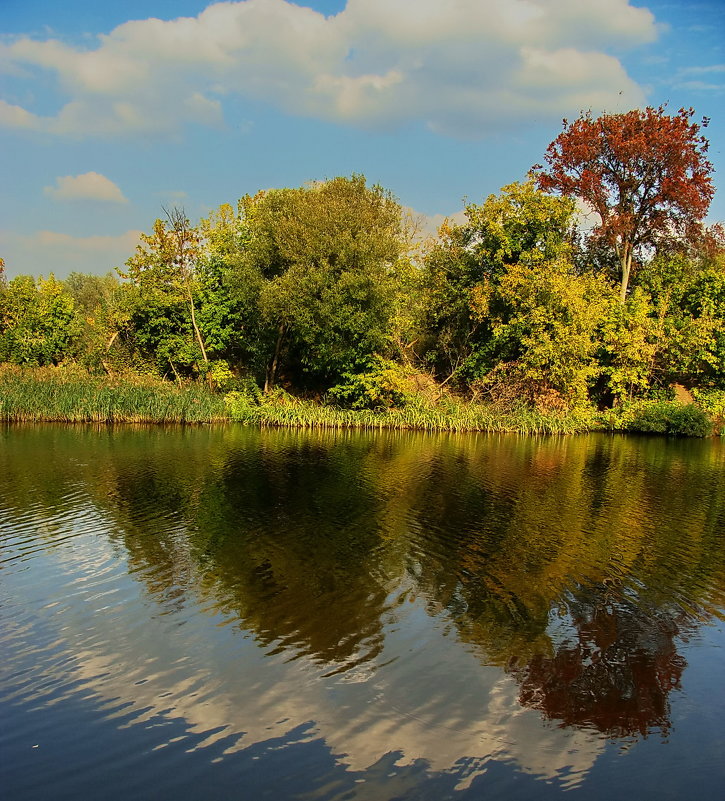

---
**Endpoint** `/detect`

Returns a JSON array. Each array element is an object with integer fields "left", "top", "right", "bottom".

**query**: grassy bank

[
  {"left": 1, "top": 367, "right": 718, "bottom": 436},
  {"left": 0, "top": 366, "right": 228, "bottom": 423},
  {"left": 224, "top": 389, "right": 597, "bottom": 434}
]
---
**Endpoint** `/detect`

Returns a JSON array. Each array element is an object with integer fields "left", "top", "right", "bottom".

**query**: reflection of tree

[
  {"left": 509, "top": 585, "right": 689, "bottom": 739},
  {"left": 103, "top": 428, "right": 399, "bottom": 669},
  {"left": 2, "top": 424, "right": 724, "bottom": 736}
]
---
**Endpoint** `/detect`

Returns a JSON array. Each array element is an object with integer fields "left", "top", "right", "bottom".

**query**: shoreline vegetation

[
  {"left": 0, "top": 366, "right": 719, "bottom": 437},
  {"left": 1, "top": 110, "right": 723, "bottom": 438}
]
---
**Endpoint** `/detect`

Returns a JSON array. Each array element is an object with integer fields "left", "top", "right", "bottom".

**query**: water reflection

[
  {"left": 1, "top": 425, "right": 724, "bottom": 799},
  {"left": 510, "top": 585, "right": 689, "bottom": 739}
]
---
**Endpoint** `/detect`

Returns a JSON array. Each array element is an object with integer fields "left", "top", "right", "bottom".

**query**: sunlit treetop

[{"left": 535, "top": 106, "right": 715, "bottom": 301}]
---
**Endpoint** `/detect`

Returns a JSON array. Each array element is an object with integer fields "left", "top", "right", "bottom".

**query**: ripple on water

[{"left": 1, "top": 426, "right": 724, "bottom": 801}]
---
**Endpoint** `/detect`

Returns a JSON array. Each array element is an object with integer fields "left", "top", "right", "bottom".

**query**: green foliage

[
  {"left": 117, "top": 281, "right": 202, "bottom": 377},
  {"left": 61, "top": 272, "right": 124, "bottom": 373},
  {"left": 691, "top": 388, "right": 725, "bottom": 434},
  {"left": 3, "top": 162, "right": 722, "bottom": 434},
  {"left": 482, "top": 258, "right": 611, "bottom": 409},
  {"left": 245, "top": 175, "right": 405, "bottom": 387},
  {"left": 63, "top": 272, "right": 119, "bottom": 314},
  {"left": 121, "top": 210, "right": 213, "bottom": 375},
  {"left": 0, "top": 274, "right": 80, "bottom": 366},
  {"left": 638, "top": 239, "right": 725, "bottom": 388},
  {"left": 465, "top": 178, "right": 577, "bottom": 274},
  {"left": 327, "top": 358, "right": 412, "bottom": 410},
  {"left": 420, "top": 181, "right": 579, "bottom": 388},
  {"left": 419, "top": 220, "right": 482, "bottom": 381},
  {"left": 595, "top": 288, "right": 665, "bottom": 403},
  {"left": 627, "top": 401, "right": 712, "bottom": 437}
]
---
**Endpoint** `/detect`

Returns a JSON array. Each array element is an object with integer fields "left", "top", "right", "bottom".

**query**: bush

[
  {"left": 627, "top": 401, "right": 712, "bottom": 437},
  {"left": 223, "top": 377, "right": 264, "bottom": 417},
  {"left": 326, "top": 357, "right": 412, "bottom": 410},
  {"left": 692, "top": 388, "right": 725, "bottom": 434}
]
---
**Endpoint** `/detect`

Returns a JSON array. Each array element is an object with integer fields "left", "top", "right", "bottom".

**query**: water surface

[{"left": 1, "top": 425, "right": 724, "bottom": 799}]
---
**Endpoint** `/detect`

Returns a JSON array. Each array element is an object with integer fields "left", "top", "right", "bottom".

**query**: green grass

[
  {"left": 2, "top": 367, "right": 716, "bottom": 436},
  {"left": 225, "top": 390, "right": 597, "bottom": 435},
  {"left": 0, "top": 366, "right": 228, "bottom": 423}
]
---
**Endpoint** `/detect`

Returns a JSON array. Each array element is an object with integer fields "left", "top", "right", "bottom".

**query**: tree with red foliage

[{"left": 535, "top": 107, "right": 714, "bottom": 302}]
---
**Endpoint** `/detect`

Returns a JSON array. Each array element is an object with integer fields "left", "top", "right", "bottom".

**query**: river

[{"left": 1, "top": 424, "right": 724, "bottom": 800}]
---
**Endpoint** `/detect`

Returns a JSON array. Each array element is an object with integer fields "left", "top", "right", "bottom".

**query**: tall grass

[
  {"left": 225, "top": 390, "right": 596, "bottom": 435},
  {"left": 6, "top": 367, "right": 711, "bottom": 437},
  {"left": 0, "top": 366, "right": 227, "bottom": 423}
]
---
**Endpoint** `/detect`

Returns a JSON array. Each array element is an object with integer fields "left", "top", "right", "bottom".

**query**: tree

[
  {"left": 239, "top": 176, "right": 405, "bottom": 391},
  {"left": 420, "top": 180, "right": 582, "bottom": 393},
  {"left": 637, "top": 225, "right": 725, "bottom": 390},
  {"left": 0, "top": 274, "right": 79, "bottom": 366},
  {"left": 535, "top": 107, "right": 714, "bottom": 302},
  {"left": 480, "top": 257, "right": 612, "bottom": 410},
  {"left": 121, "top": 208, "right": 209, "bottom": 368},
  {"left": 62, "top": 272, "right": 124, "bottom": 373}
]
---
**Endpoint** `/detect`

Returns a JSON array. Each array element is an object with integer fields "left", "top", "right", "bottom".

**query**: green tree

[
  {"left": 121, "top": 209, "right": 210, "bottom": 376},
  {"left": 638, "top": 227, "right": 725, "bottom": 389},
  {"left": 238, "top": 176, "right": 406, "bottom": 391},
  {"left": 0, "top": 274, "right": 79, "bottom": 366},
  {"left": 420, "top": 180, "right": 585, "bottom": 398},
  {"left": 480, "top": 258, "right": 612, "bottom": 409},
  {"left": 198, "top": 202, "right": 269, "bottom": 383},
  {"left": 597, "top": 287, "right": 661, "bottom": 403}
]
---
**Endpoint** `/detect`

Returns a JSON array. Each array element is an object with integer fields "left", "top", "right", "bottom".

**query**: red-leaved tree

[{"left": 535, "top": 107, "right": 714, "bottom": 301}]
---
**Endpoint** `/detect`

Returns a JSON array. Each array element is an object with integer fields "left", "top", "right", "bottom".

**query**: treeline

[{"left": 1, "top": 109, "right": 724, "bottom": 433}]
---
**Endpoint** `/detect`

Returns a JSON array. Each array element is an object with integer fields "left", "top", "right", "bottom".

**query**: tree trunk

[
  {"left": 168, "top": 358, "right": 183, "bottom": 388},
  {"left": 187, "top": 288, "right": 208, "bottom": 363},
  {"left": 619, "top": 241, "right": 633, "bottom": 303},
  {"left": 264, "top": 323, "right": 285, "bottom": 393}
]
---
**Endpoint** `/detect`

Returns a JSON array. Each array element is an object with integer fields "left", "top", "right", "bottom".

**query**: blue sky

[{"left": 1, "top": 0, "right": 723, "bottom": 278}]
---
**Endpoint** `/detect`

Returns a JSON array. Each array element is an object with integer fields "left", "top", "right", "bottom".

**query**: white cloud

[
  {"left": 0, "top": 98, "right": 39, "bottom": 129},
  {"left": 679, "top": 64, "right": 725, "bottom": 75},
  {"left": 44, "top": 172, "right": 128, "bottom": 203},
  {"left": 0, "top": 0, "right": 657, "bottom": 139},
  {"left": 0, "top": 229, "right": 142, "bottom": 279}
]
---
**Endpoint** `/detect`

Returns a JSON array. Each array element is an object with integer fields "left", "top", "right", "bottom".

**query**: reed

[
  {"left": 225, "top": 391, "right": 597, "bottom": 435},
  {"left": 0, "top": 367, "right": 599, "bottom": 433},
  {"left": 0, "top": 366, "right": 227, "bottom": 423}
]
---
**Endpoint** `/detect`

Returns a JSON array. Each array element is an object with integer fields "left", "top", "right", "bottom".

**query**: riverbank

[{"left": 0, "top": 366, "right": 718, "bottom": 436}]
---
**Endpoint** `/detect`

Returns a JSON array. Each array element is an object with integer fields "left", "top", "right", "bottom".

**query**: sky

[{"left": 1, "top": 0, "right": 723, "bottom": 279}]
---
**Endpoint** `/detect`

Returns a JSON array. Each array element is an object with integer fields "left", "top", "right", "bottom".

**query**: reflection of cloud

[
  {"left": 43, "top": 520, "right": 605, "bottom": 790},
  {"left": 0, "top": 0, "right": 656, "bottom": 139}
]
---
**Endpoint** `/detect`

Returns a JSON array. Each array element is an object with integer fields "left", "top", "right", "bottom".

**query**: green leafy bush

[
  {"left": 326, "top": 357, "right": 411, "bottom": 410},
  {"left": 627, "top": 401, "right": 712, "bottom": 437},
  {"left": 691, "top": 388, "right": 725, "bottom": 435}
]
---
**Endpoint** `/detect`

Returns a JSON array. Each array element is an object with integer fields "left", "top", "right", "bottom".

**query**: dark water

[{"left": 1, "top": 425, "right": 724, "bottom": 800}]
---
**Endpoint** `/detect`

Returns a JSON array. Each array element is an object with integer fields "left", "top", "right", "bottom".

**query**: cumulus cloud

[
  {"left": 0, "top": 0, "right": 657, "bottom": 139},
  {"left": 0, "top": 229, "right": 142, "bottom": 279},
  {"left": 44, "top": 172, "right": 128, "bottom": 203}
]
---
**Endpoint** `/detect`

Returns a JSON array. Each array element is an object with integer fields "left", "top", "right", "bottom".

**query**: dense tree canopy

[{"left": 1, "top": 124, "right": 723, "bottom": 418}]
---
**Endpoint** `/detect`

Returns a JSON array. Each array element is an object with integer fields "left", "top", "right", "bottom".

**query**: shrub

[
  {"left": 327, "top": 357, "right": 412, "bottom": 410},
  {"left": 628, "top": 401, "right": 712, "bottom": 437},
  {"left": 692, "top": 388, "right": 725, "bottom": 434}
]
